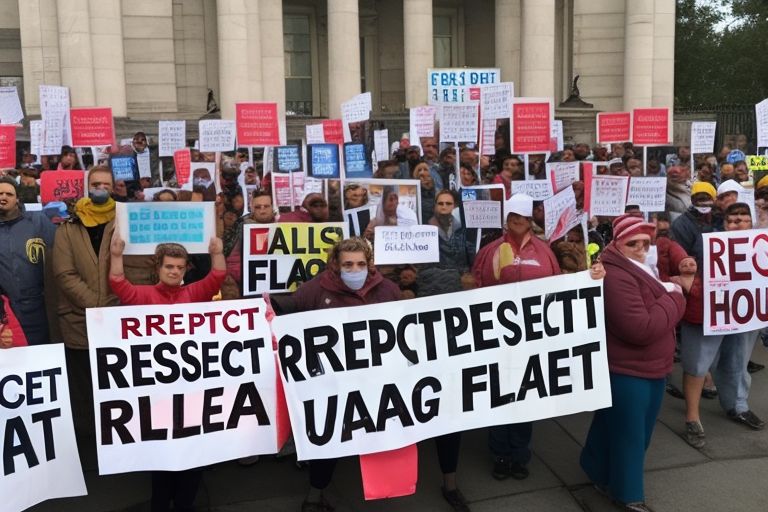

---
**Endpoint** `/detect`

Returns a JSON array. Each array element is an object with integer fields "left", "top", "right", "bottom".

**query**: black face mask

[{"left": 656, "top": 229, "right": 669, "bottom": 238}]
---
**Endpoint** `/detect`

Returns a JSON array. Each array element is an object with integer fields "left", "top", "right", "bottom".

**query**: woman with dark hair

[
  {"left": 492, "top": 155, "right": 524, "bottom": 198},
  {"left": 58, "top": 145, "right": 81, "bottom": 170}
]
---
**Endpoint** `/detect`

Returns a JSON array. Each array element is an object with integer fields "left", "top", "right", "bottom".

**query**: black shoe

[
  {"left": 701, "top": 387, "right": 718, "bottom": 399},
  {"left": 665, "top": 383, "right": 684, "bottom": 399},
  {"left": 301, "top": 496, "right": 334, "bottom": 512},
  {"left": 441, "top": 487, "right": 471, "bottom": 512},
  {"left": 492, "top": 457, "right": 529, "bottom": 480},
  {"left": 728, "top": 410, "right": 766, "bottom": 430},
  {"left": 747, "top": 360, "right": 765, "bottom": 373}
]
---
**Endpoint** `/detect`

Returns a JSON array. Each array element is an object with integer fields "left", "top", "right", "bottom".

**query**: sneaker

[
  {"left": 619, "top": 502, "right": 655, "bottom": 512},
  {"left": 492, "top": 457, "right": 529, "bottom": 480},
  {"left": 747, "top": 360, "right": 765, "bottom": 373},
  {"left": 301, "top": 496, "right": 334, "bottom": 512},
  {"left": 441, "top": 487, "right": 471, "bottom": 512},
  {"left": 684, "top": 421, "right": 706, "bottom": 448},
  {"left": 728, "top": 410, "right": 766, "bottom": 430}
]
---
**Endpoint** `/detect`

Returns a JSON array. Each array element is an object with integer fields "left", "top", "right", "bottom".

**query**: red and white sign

[
  {"left": 173, "top": 148, "right": 191, "bottom": 187},
  {"left": 236, "top": 102, "right": 280, "bottom": 146},
  {"left": 69, "top": 107, "right": 114, "bottom": 147},
  {"left": 40, "top": 170, "right": 85, "bottom": 203},
  {"left": 0, "top": 124, "right": 15, "bottom": 168},
  {"left": 632, "top": 108, "right": 670, "bottom": 146},
  {"left": 596, "top": 112, "right": 631, "bottom": 144},
  {"left": 322, "top": 119, "right": 344, "bottom": 145},
  {"left": 511, "top": 98, "right": 553, "bottom": 153}
]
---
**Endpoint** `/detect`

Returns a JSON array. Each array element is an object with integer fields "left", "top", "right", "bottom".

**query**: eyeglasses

[
  {"left": 436, "top": 202, "right": 454, "bottom": 206},
  {"left": 625, "top": 239, "right": 650, "bottom": 249}
]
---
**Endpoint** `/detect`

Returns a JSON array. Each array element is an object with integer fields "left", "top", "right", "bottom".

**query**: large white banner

[
  {"left": 87, "top": 300, "right": 279, "bottom": 474},
  {"left": 1, "top": 345, "right": 86, "bottom": 512},
  {"left": 427, "top": 68, "right": 500, "bottom": 104},
  {"left": 703, "top": 230, "right": 768, "bottom": 335},
  {"left": 272, "top": 272, "right": 610, "bottom": 460}
]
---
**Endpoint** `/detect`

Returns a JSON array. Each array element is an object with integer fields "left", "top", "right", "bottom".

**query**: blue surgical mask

[
  {"left": 89, "top": 188, "right": 111, "bottom": 205},
  {"left": 340, "top": 269, "right": 368, "bottom": 291}
]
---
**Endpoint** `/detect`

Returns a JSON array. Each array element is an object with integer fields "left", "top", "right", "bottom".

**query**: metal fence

[{"left": 674, "top": 104, "right": 756, "bottom": 152}]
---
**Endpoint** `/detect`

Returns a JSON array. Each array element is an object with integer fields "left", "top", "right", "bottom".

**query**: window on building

[
  {"left": 284, "top": 15, "right": 313, "bottom": 116},
  {"left": 433, "top": 15, "right": 453, "bottom": 67}
]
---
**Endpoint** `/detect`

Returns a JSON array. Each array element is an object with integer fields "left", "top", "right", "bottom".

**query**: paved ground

[{"left": 30, "top": 345, "right": 768, "bottom": 512}]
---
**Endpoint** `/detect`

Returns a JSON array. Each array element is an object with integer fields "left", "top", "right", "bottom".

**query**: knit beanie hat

[{"left": 612, "top": 213, "right": 655, "bottom": 242}]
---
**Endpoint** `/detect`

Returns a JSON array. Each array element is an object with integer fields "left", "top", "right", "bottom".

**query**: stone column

[
  {"left": 623, "top": 0, "right": 654, "bottom": 110},
  {"left": 403, "top": 0, "right": 432, "bottom": 108},
  {"left": 327, "top": 0, "right": 361, "bottom": 118},
  {"left": 494, "top": 0, "right": 521, "bottom": 85},
  {"left": 216, "top": 0, "right": 263, "bottom": 120},
  {"left": 520, "top": 0, "right": 555, "bottom": 97},
  {"left": 88, "top": 0, "right": 127, "bottom": 116},
  {"left": 56, "top": 0, "right": 96, "bottom": 106},
  {"left": 18, "top": 0, "right": 62, "bottom": 115},
  {"left": 260, "top": 0, "right": 286, "bottom": 141},
  {"left": 652, "top": 0, "right": 674, "bottom": 109}
]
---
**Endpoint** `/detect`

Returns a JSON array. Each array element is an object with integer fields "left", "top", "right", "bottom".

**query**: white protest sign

[
  {"left": 0, "top": 86, "right": 24, "bottom": 124},
  {"left": 544, "top": 185, "right": 578, "bottom": 240},
  {"left": 551, "top": 120, "right": 564, "bottom": 152},
  {"left": 87, "top": 299, "right": 278, "bottom": 474},
  {"left": 341, "top": 92, "right": 372, "bottom": 142},
  {"left": 480, "top": 82, "right": 514, "bottom": 120},
  {"left": 463, "top": 199, "right": 502, "bottom": 229},
  {"left": 703, "top": 229, "right": 768, "bottom": 335},
  {"left": 690, "top": 121, "right": 716, "bottom": 155},
  {"left": 39, "top": 84, "right": 70, "bottom": 154},
  {"left": 427, "top": 68, "right": 500, "bottom": 104},
  {"left": 115, "top": 201, "right": 216, "bottom": 255},
  {"left": 627, "top": 177, "right": 667, "bottom": 212},
  {"left": 30, "top": 120, "right": 43, "bottom": 160},
  {"left": 373, "top": 225, "right": 439, "bottom": 265},
  {"left": 547, "top": 161, "right": 580, "bottom": 193},
  {"left": 373, "top": 129, "right": 389, "bottom": 162},
  {"left": 305, "top": 124, "right": 325, "bottom": 144},
  {"left": 198, "top": 119, "right": 236, "bottom": 152},
  {"left": 481, "top": 117, "right": 497, "bottom": 156},
  {"left": 439, "top": 102, "right": 479, "bottom": 142},
  {"left": 272, "top": 271, "right": 609, "bottom": 460},
  {"left": 589, "top": 175, "right": 629, "bottom": 217},
  {"left": 511, "top": 179, "right": 554, "bottom": 201},
  {"left": 737, "top": 186, "right": 757, "bottom": 224},
  {"left": 136, "top": 150, "right": 151, "bottom": 178},
  {"left": 242, "top": 223, "right": 346, "bottom": 295},
  {"left": 409, "top": 106, "right": 437, "bottom": 144},
  {"left": 158, "top": 120, "right": 186, "bottom": 157},
  {"left": 1, "top": 345, "right": 87, "bottom": 512},
  {"left": 756, "top": 99, "right": 768, "bottom": 149}
]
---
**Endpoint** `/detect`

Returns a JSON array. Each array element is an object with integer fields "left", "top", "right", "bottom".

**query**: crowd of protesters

[{"left": 2, "top": 122, "right": 768, "bottom": 512}]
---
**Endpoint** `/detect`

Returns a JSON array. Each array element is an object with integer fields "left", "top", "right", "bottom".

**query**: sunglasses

[
  {"left": 436, "top": 201, "right": 454, "bottom": 206},
  {"left": 625, "top": 239, "right": 650, "bottom": 249}
]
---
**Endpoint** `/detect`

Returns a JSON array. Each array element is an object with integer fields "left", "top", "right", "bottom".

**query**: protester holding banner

[
  {"left": 279, "top": 193, "right": 330, "bottom": 223},
  {"left": 0, "top": 176, "right": 56, "bottom": 345},
  {"left": 269, "top": 237, "right": 402, "bottom": 512},
  {"left": 580, "top": 214, "right": 686, "bottom": 512}
]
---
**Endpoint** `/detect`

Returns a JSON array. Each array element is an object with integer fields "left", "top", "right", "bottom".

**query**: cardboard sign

[
  {"left": 756, "top": 98, "right": 768, "bottom": 149},
  {"left": 1, "top": 344, "right": 87, "bottom": 512},
  {"left": 588, "top": 175, "right": 629, "bottom": 217},
  {"left": 548, "top": 161, "right": 580, "bottom": 193},
  {"left": 690, "top": 121, "right": 717, "bottom": 155},
  {"left": 272, "top": 271, "right": 609, "bottom": 460},
  {"left": 115, "top": 201, "right": 216, "bottom": 255},
  {"left": 703, "top": 229, "right": 768, "bottom": 335},
  {"left": 241, "top": 223, "right": 346, "bottom": 295},
  {"left": 343, "top": 143, "right": 372, "bottom": 179},
  {"left": 510, "top": 179, "right": 554, "bottom": 201},
  {"left": 0, "top": 86, "right": 24, "bottom": 124},
  {"left": 158, "top": 120, "right": 186, "bottom": 157},
  {"left": 173, "top": 148, "right": 191, "bottom": 187},
  {"left": 626, "top": 177, "right": 667, "bottom": 212},
  {"left": 40, "top": 170, "right": 85, "bottom": 203},
  {"left": 511, "top": 98, "right": 553, "bottom": 153},
  {"left": 439, "top": 102, "right": 479, "bottom": 143},
  {"left": 596, "top": 112, "right": 631, "bottom": 144},
  {"left": 0, "top": 124, "right": 15, "bottom": 168},
  {"left": 69, "top": 107, "right": 114, "bottom": 147},
  {"left": 308, "top": 143, "right": 340, "bottom": 179},
  {"left": 87, "top": 299, "right": 279, "bottom": 474},
  {"left": 462, "top": 199, "right": 502, "bottom": 229},
  {"left": 632, "top": 108, "right": 670, "bottom": 146},
  {"left": 373, "top": 225, "right": 440, "bottom": 265},
  {"left": 236, "top": 102, "right": 280, "bottom": 146},
  {"left": 322, "top": 119, "right": 344, "bottom": 145},
  {"left": 427, "top": 68, "right": 500, "bottom": 104},
  {"left": 199, "top": 119, "right": 236, "bottom": 152}
]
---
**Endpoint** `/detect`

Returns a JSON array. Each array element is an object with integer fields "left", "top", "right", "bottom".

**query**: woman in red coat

[{"left": 580, "top": 214, "right": 686, "bottom": 512}]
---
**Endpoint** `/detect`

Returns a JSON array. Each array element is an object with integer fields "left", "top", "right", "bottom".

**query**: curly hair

[{"left": 327, "top": 237, "right": 373, "bottom": 272}]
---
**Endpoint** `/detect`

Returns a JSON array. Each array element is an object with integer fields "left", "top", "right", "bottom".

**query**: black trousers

[{"left": 151, "top": 470, "right": 203, "bottom": 512}]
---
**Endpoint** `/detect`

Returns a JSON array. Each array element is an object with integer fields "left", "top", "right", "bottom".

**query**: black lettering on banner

[
  {"left": 417, "top": 310, "right": 442, "bottom": 361},
  {"left": 375, "top": 384, "right": 415, "bottom": 431},
  {"left": 26, "top": 371, "right": 43, "bottom": 405},
  {"left": 279, "top": 335, "right": 306, "bottom": 382},
  {"left": 412, "top": 376, "right": 441, "bottom": 422},
  {"left": 96, "top": 347, "right": 129, "bottom": 390},
  {"left": 305, "top": 325, "right": 343, "bottom": 376},
  {"left": 100, "top": 400, "right": 134, "bottom": 445},
  {"left": 247, "top": 260, "right": 269, "bottom": 292},
  {"left": 340, "top": 391, "right": 375, "bottom": 442},
  {"left": 154, "top": 342, "right": 180, "bottom": 384},
  {"left": 304, "top": 396, "right": 337, "bottom": 446},
  {"left": 548, "top": 349, "right": 572, "bottom": 396},
  {"left": 180, "top": 340, "right": 202, "bottom": 382},
  {"left": 138, "top": 396, "right": 167, "bottom": 440},
  {"left": 578, "top": 286, "right": 602, "bottom": 329},
  {"left": 469, "top": 302, "right": 499, "bottom": 351},
  {"left": 201, "top": 341, "right": 221, "bottom": 378},
  {"left": 369, "top": 319, "right": 396, "bottom": 367},
  {"left": 497, "top": 301, "right": 523, "bottom": 346},
  {"left": 172, "top": 394, "right": 201, "bottom": 439},
  {"left": 461, "top": 364, "right": 487, "bottom": 412},
  {"left": 572, "top": 341, "right": 600, "bottom": 390},
  {"left": 242, "top": 338, "right": 265, "bottom": 374},
  {"left": 489, "top": 363, "right": 515, "bottom": 407},
  {"left": 203, "top": 387, "right": 225, "bottom": 433},
  {"left": 396, "top": 314, "right": 419, "bottom": 364},
  {"left": 285, "top": 258, "right": 309, "bottom": 288},
  {"left": 226, "top": 382, "right": 270, "bottom": 429},
  {"left": 0, "top": 374, "right": 23, "bottom": 408},
  {"left": 521, "top": 296, "right": 543, "bottom": 341},
  {"left": 343, "top": 321, "right": 369, "bottom": 370},
  {"left": 221, "top": 340, "right": 244, "bottom": 376},
  {"left": 555, "top": 290, "right": 578, "bottom": 334},
  {"left": 269, "top": 229, "right": 289, "bottom": 253},
  {"left": 542, "top": 294, "right": 559, "bottom": 337},
  {"left": 445, "top": 308, "right": 470, "bottom": 356},
  {"left": 32, "top": 408, "right": 60, "bottom": 463},
  {"left": 3, "top": 416, "right": 38, "bottom": 476},
  {"left": 517, "top": 355, "right": 548, "bottom": 401},
  {"left": 131, "top": 344, "right": 154, "bottom": 386}
]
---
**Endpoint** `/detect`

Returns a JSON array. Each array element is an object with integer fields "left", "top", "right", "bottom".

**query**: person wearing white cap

[{"left": 472, "top": 193, "right": 604, "bottom": 481}]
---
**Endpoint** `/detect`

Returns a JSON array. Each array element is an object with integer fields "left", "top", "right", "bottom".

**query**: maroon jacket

[
  {"left": 655, "top": 236, "right": 689, "bottom": 282},
  {"left": 601, "top": 245, "right": 686, "bottom": 379},
  {"left": 277, "top": 267, "right": 400, "bottom": 313}
]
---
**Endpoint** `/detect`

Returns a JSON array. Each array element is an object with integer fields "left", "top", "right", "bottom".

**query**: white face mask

[
  {"left": 340, "top": 269, "right": 368, "bottom": 290},
  {"left": 694, "top": 206, "right": 712, "bottom": 215}
]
